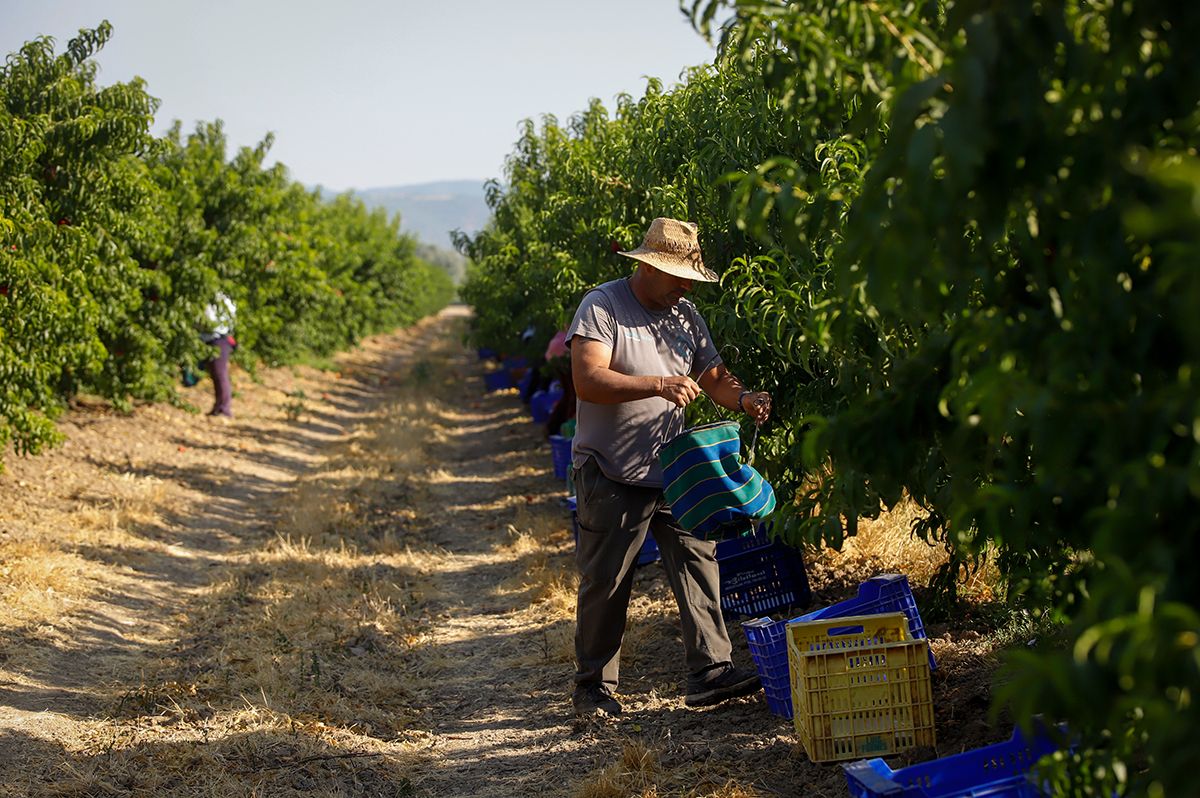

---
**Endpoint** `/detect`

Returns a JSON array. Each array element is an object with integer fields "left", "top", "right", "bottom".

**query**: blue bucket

[{"left": 530, "top": 385, "right": 563, "bottom": 423}]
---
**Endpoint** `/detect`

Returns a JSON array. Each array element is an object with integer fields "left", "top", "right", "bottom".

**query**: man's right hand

[{"left": 659, "top": 375, "right": 701, "bottom": 408}]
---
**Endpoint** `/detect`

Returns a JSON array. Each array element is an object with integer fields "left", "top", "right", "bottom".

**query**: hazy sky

[{"left": 2, "top": 1, "right": 718, "bottom": 191}]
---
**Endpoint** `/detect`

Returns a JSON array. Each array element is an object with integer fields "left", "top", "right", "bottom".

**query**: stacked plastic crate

[
  {"left": 549, "top": 434, "right": 572, "bottom": 482},
  {"left": 713, "top": 527, "right": 810, "bottom": 619},
  {"left": 786, "top": 612, "right": 935, "bottom": 762}
]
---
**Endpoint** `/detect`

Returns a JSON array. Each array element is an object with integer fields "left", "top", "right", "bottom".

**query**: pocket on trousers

[{"left": 574, "top": 458, "right": 616, "bottom": 533}]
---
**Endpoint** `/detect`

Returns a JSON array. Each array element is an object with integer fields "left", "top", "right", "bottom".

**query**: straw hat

[{"left": 617, "top": 218, "right": 719, "bottom": 283}]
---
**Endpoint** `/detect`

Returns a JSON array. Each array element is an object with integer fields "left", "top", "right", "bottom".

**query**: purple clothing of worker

[
  {"left": 201, "top": 291, "right": 237, "bottom": 417},
  {"left": 206, "top": 335, "right": 234, "bottom": 417}
]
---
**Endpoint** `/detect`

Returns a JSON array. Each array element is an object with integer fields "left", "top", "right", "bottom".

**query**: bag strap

[{"left": 688, "top": 346, "right": 762, "bottom": 465}]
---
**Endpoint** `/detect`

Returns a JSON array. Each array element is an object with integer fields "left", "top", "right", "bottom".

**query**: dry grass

[
  {"left": 27, "top": 708, "right": 419, "bottom": 797},
  {"left": 495, "top": 504, "right": 687, "bottom": 673},
  {"left": 572, "top": 740, "right": 763, "bottom": 798},
  {"left": 815, "top": 495, "right": 999, "bottom": 599},
  {"left": 497, "top": 507, "right": 578, "bottom": 606},
  {"left": 574, "top": 741, "right": 661, "bottom": 798},
  {"left": 0, "top": 541, "right": 96, "bottom": 632},
  {"left": 124, "top": 338, "right": 456, "bottom": 739},
  {"left": 1, "top": 318, "right": 457, "bottom": 796},
  {"left": 500, "top": 506, "right": 580, "bottom": 667},
  {"left": 0, "top": 471, "right": 182, "bottom": 636},
  {"left": 71, "top": 472, "right": 178, "bottom": 534},
  {"left": 100, "top": 339, "right": 463, "bottom": 778}
]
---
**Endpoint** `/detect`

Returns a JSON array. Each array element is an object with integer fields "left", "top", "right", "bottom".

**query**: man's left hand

[{"left": 740, "top": 391, "right": 772, "bottom": 425}]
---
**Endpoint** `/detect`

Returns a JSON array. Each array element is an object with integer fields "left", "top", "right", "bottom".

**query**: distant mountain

[{"left": 353, "top": 180, "right": 491, "bottom": 250}]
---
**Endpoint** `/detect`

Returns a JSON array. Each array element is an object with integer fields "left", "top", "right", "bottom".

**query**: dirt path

[
  {"left": 400, "top": 382, "right": 589, "bottom": 796},
  {"left": 0, "top": 311, "right": 449, "bottom": 788},
  {"left": 395, "top": 327, "right": 803, "bottom": 798}
]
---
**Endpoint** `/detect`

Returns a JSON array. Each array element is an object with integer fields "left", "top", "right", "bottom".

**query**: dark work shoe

[
  {"left": 573, "top": 683, "right": 621, "bottom": 717},
  {"left": 685, "top": 664, "right": 761, "bottom": 708}
]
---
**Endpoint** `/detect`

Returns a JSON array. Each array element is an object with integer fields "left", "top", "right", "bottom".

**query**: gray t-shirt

[{"left": 566, "top": 277, "right": 719, "bottom": 487}]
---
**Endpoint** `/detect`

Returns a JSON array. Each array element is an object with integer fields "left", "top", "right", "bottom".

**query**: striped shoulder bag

[{"left": 659, "top": 419, "right": 776, "bottom": 541}]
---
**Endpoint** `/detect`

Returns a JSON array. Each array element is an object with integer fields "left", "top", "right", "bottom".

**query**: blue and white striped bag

[{"left": 659, "top": 420, "right": 776, "bottom": 540}]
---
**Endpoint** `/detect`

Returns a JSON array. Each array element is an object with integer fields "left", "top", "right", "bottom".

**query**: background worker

[
  {"left": 544, "top": 328, "right": 576, "bottom": 437},
  {"left": 566, "top": 217, "right": 772, "bottom": 717},
  {"left": 200, "top": 290, "right": 237, "bottom": 418}
]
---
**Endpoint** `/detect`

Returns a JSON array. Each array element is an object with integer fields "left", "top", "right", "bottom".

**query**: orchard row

[{"left": 0, "top": 22, "right": 454, "bottom": 461}]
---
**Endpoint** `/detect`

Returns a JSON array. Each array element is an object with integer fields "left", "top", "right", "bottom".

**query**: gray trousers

[{"left": 573, "top": 456, "right": 732, "bottom": 691}]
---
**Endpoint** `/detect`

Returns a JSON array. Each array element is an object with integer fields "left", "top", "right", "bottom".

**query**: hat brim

[{"left": 618, "top": 249, "right": 719, "bottom": 283}]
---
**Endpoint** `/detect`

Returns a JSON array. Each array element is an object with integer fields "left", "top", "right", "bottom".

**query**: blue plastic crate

[
  {"left": 843, "top": 725, "right": 1061, "bottom": 798},
  {"left": 715, "top": 524, "right": 772, "bottom": 559},
  {"left": 483, "top": 370, "right": 513, "bottom": 391},
  {"left": 742, "top": 615, "right": 793, "bottom": 718},
  {"left": 740, "top": 614, "right": 798, "bottom": 718},
  {"left": 477, "top": 347, "right": 498, "bottom": 360},
  {"left": 717, "top": 538, "right": 810, "bottom": 619},
  {"left": 636, "top": 535, "right": 660, "bottom": 566},
  {"left": 741, "top": 574, "right": 934, "bottom": 721},
  {"left": 796, "top": 574, "right": 936, "bottom": 671},
  {"left": 549, "top": 434, "right": 572, "bottom": 481}
]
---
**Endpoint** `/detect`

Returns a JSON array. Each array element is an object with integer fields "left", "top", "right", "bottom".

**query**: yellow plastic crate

[
  {"left": 785, "top": 613, "right": 911, "bottom": 727},
  {"left": 786, "top": 613, "right": 935, "bottom": 763}
]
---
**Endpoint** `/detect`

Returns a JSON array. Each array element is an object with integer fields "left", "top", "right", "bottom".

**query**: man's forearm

[
  {"left": 575, "top": 366, "right": 662, "bottom": 404},
  {"left": 706, "top": 371, "right": 749, "bottom": 413},
  {"left": 700, "top": 368, "right": 772, "bottom": 424}
]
